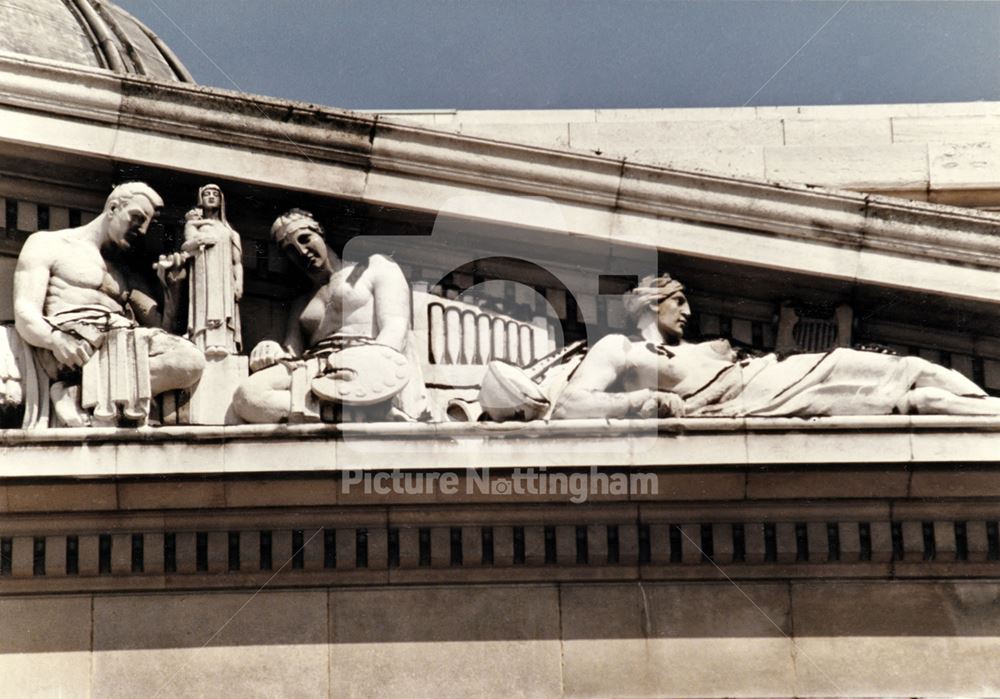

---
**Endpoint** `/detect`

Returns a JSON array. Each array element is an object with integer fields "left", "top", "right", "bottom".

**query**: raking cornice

[{"left": 2, "top": 55, "right": 1000, "bottom": 303}]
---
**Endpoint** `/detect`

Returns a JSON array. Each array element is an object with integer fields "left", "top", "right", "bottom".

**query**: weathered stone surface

[
  {"left": 0, "top": 103, "right": 121, "bottom": 162},
  {"left": 641, "top": 146, "right": 766, "bottom": 179},
  {"left": 117, "top": 479, "right": 226, "bottom": 510},
  {"left": 453, "top": 108, "right": 595, "bottom": 125},
  {"left": 561, "top": 582, "right": 794, "bottom": 698},
  {"left": 186, "top": 354, "right": 248, "bottom": 425},
  {"left": 0, "top": 595, "right": 92, "bottom": 696},
  {"left": 893, "top": 115, "right": 1000, "bottom": 143},
  {"left": 745, "top": 428, "right": 912, "bottom": 465},
  {"left": 6, "top": 482, "right": 117, "bottom": 512},
  {"left": 783, "top": 118, "right": 892, "bottom": 146},
  {"left": 92, "top": 590, "right": 328, "bottom": 698},
  {"left": 910, "top": 428, "right": 1000, "bottom": 463},
  {"left": 746, "top": 466, "right": 908, "bottom": 500},
  {"left": 570, "top": 119, "right": 784, "bottom": 154},
  {"left": 223, "top": 477, "right": 340, "bottom": 507},
  {"left": 792, "top": 582, "right": 1000, "bottom": 696},
  {"left": 457, "top": 122, "right": 570, "bottom": 149},
  {"left": 765, "top": 144, "right": 928, "bottom": 189},
  {"left": 329, "top": 586, "right": 562, "bottom": 698},
  {"left": 636, "top": 469, "right": 745, "bottom": 501},
  {"left": 910, "top": 467, "right": 1000, "bottom": 497},
  {"left": 929, "top": 141, "right": 1000, "bottom": 191},
  {"left": 1, "top": 443, "right": 118, "bottom": 477},
  {"left": 16, "top": 200, "right": 37, "bottom": 233}
]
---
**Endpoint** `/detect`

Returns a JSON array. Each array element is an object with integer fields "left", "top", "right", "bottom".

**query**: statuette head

[{"left": 198, "top": 183, "right": 222, "bottom": 211}]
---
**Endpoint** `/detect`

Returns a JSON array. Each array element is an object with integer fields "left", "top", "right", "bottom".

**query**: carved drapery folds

[{"left": 80, "top": 326, "right": 152, "bottom": 426}]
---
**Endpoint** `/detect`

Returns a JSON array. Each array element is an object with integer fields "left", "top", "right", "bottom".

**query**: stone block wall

[
  {"left": 0, "top": 457, "right": 997, "bottom": 695},
  {"left": 3, "top": 580, "right": 1000, "bottom": 697}
]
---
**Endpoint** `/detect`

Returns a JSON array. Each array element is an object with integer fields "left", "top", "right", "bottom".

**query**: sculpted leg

[
  {"left": 899, "top": 386, "right": 1000, "bottom": 415},
  {"left": 147, "top": 333, "right": 205, "bottom": 395},
  {"left": 906, "top": 356, "right": 988, "bottom": 397},
  {"left": 232, "top": 364, "right": 294, "bottom": 423},
  {"left": 50, "top": 382, "right": 89, "bottom": 428}
]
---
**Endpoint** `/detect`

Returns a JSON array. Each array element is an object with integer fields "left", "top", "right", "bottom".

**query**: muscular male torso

[{"left": 40, "top": 232, "right": 128, "bottom": 317}]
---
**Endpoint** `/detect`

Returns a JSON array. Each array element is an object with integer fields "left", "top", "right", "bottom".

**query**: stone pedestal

[{"left": 186, "top": 354, "right": 248, "bottom": 425}]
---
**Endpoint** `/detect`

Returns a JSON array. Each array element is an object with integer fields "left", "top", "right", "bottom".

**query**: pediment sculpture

[
  {"left": 231, "top": 209, "right": 436, "bottom": 424},
  {"left": 2, "top": 182, "right": 999, "bottom": 430},
  {"left": 481, "top": 274, "right": 1000, "bottom": 421},
  {"left": 11, "top": 182, "right": 204, "bottom": 427},
  {"left": 182, "top": 183, "right": 242, "bottom": 358}
]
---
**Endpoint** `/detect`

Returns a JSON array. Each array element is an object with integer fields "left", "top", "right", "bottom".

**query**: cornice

[
  {"left": 3, "top": 55, "right": 1000, "bottom": 287},
  {"left": 372, "top": 120, "right": 1000, "bottom": 269},
  {"left": 0, "top": 54, "right": 122, "bottom": 124},
  {"left": 118, "top": 79, "right": 375, "bottom": 168}
]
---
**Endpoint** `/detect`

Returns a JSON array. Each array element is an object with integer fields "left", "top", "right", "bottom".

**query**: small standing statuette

[{"left": 182, "top": 184, "right": 243, "bottom": 358}]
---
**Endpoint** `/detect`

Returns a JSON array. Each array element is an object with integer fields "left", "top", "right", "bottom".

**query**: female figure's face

[
  {"left": 199, "top": 186, "right": 222, "bottom": 211},
  {"left": 281, "top": 224, "right": 333, "bottom": 274},
  {"left": 656, "top": 292, "right": 691, "bottom": 342}
]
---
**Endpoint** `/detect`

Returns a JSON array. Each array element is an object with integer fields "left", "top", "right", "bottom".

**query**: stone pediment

[{"left": 3, "top": 54, "right": 1000, "bottom": 458}]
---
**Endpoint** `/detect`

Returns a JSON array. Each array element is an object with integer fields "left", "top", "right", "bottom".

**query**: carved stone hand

[
  {"left": 249, "top": 340, "right": 290, "bottom": 373},
  {"left": 638, "top": 390, "right": 686, "bottom": 419},
  {"left": 49, "top": 331, "right": 94, "bottom": 368},
  {"left": 154, "top": 252, "right": 190, "bottom": 287}
]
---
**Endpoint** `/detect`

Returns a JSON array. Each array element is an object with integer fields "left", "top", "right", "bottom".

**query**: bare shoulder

[
  {"left": 363, "top": 254, "right": 407, "bottom": 287},
  {"left": 366, "top": 253, "right": 404, "bottom": 275},
  {"left": 17, "top": 230, "right": 66, "bottom": 267},
  {"left": 582, "top": 333, "right": 636, "bottom": 366},
  {"left": 591, "top": 333, "right": 637, "bottom": 353}
]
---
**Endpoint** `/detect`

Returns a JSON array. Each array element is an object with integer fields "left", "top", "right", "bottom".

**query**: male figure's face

[
  {"left": 108, "top": 196, "right": 157, "bottom": 251},
  {"left": 656, "top": 292, "right": 691, "bottom": 342},
  {"left": 199, "top": 186, "right": 221, "bottom": 211},
  {"left": 281, "top": 223, "right": 333, "bottom": 273}
]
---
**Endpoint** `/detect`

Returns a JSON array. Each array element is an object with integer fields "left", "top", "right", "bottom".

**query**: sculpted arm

[
  {"left": 13, "top": 236, "right": 58, "bottom": 349},
  {"left": 231, "top": 229, "right": 243, "bottom": 300},
  {"left": 128, "top": 268, "right": 177, "bottom": 332},
  {"left": 369, "top": 255, "right": 410, "bottom": 352},
  {"left": 14, "top": 236, "right": 92, "bottom": 366},
  {"left": 552, "top": 335, "right": 683, "bottom": 419},
  {"left": 180, "top": 213, "right": 215, "bottom": 252}
]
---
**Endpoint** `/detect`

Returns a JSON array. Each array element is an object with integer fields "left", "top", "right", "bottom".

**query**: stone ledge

[{"left": 0, "top": 416, "right": 996, "bottom": 477}]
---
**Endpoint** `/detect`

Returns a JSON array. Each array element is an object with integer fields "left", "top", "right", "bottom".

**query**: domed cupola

[{"left": 0, "top": 0, "right": 193, "bottom": 82}]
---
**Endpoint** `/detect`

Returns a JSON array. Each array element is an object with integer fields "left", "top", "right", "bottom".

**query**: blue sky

[{"left": 117, "top": 1, "right": 1000, "bottom": 110}]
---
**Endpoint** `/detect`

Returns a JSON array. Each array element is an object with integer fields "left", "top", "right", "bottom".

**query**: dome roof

[{"left": 0, "top": 0, "right": 193, "bottom": 82}]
